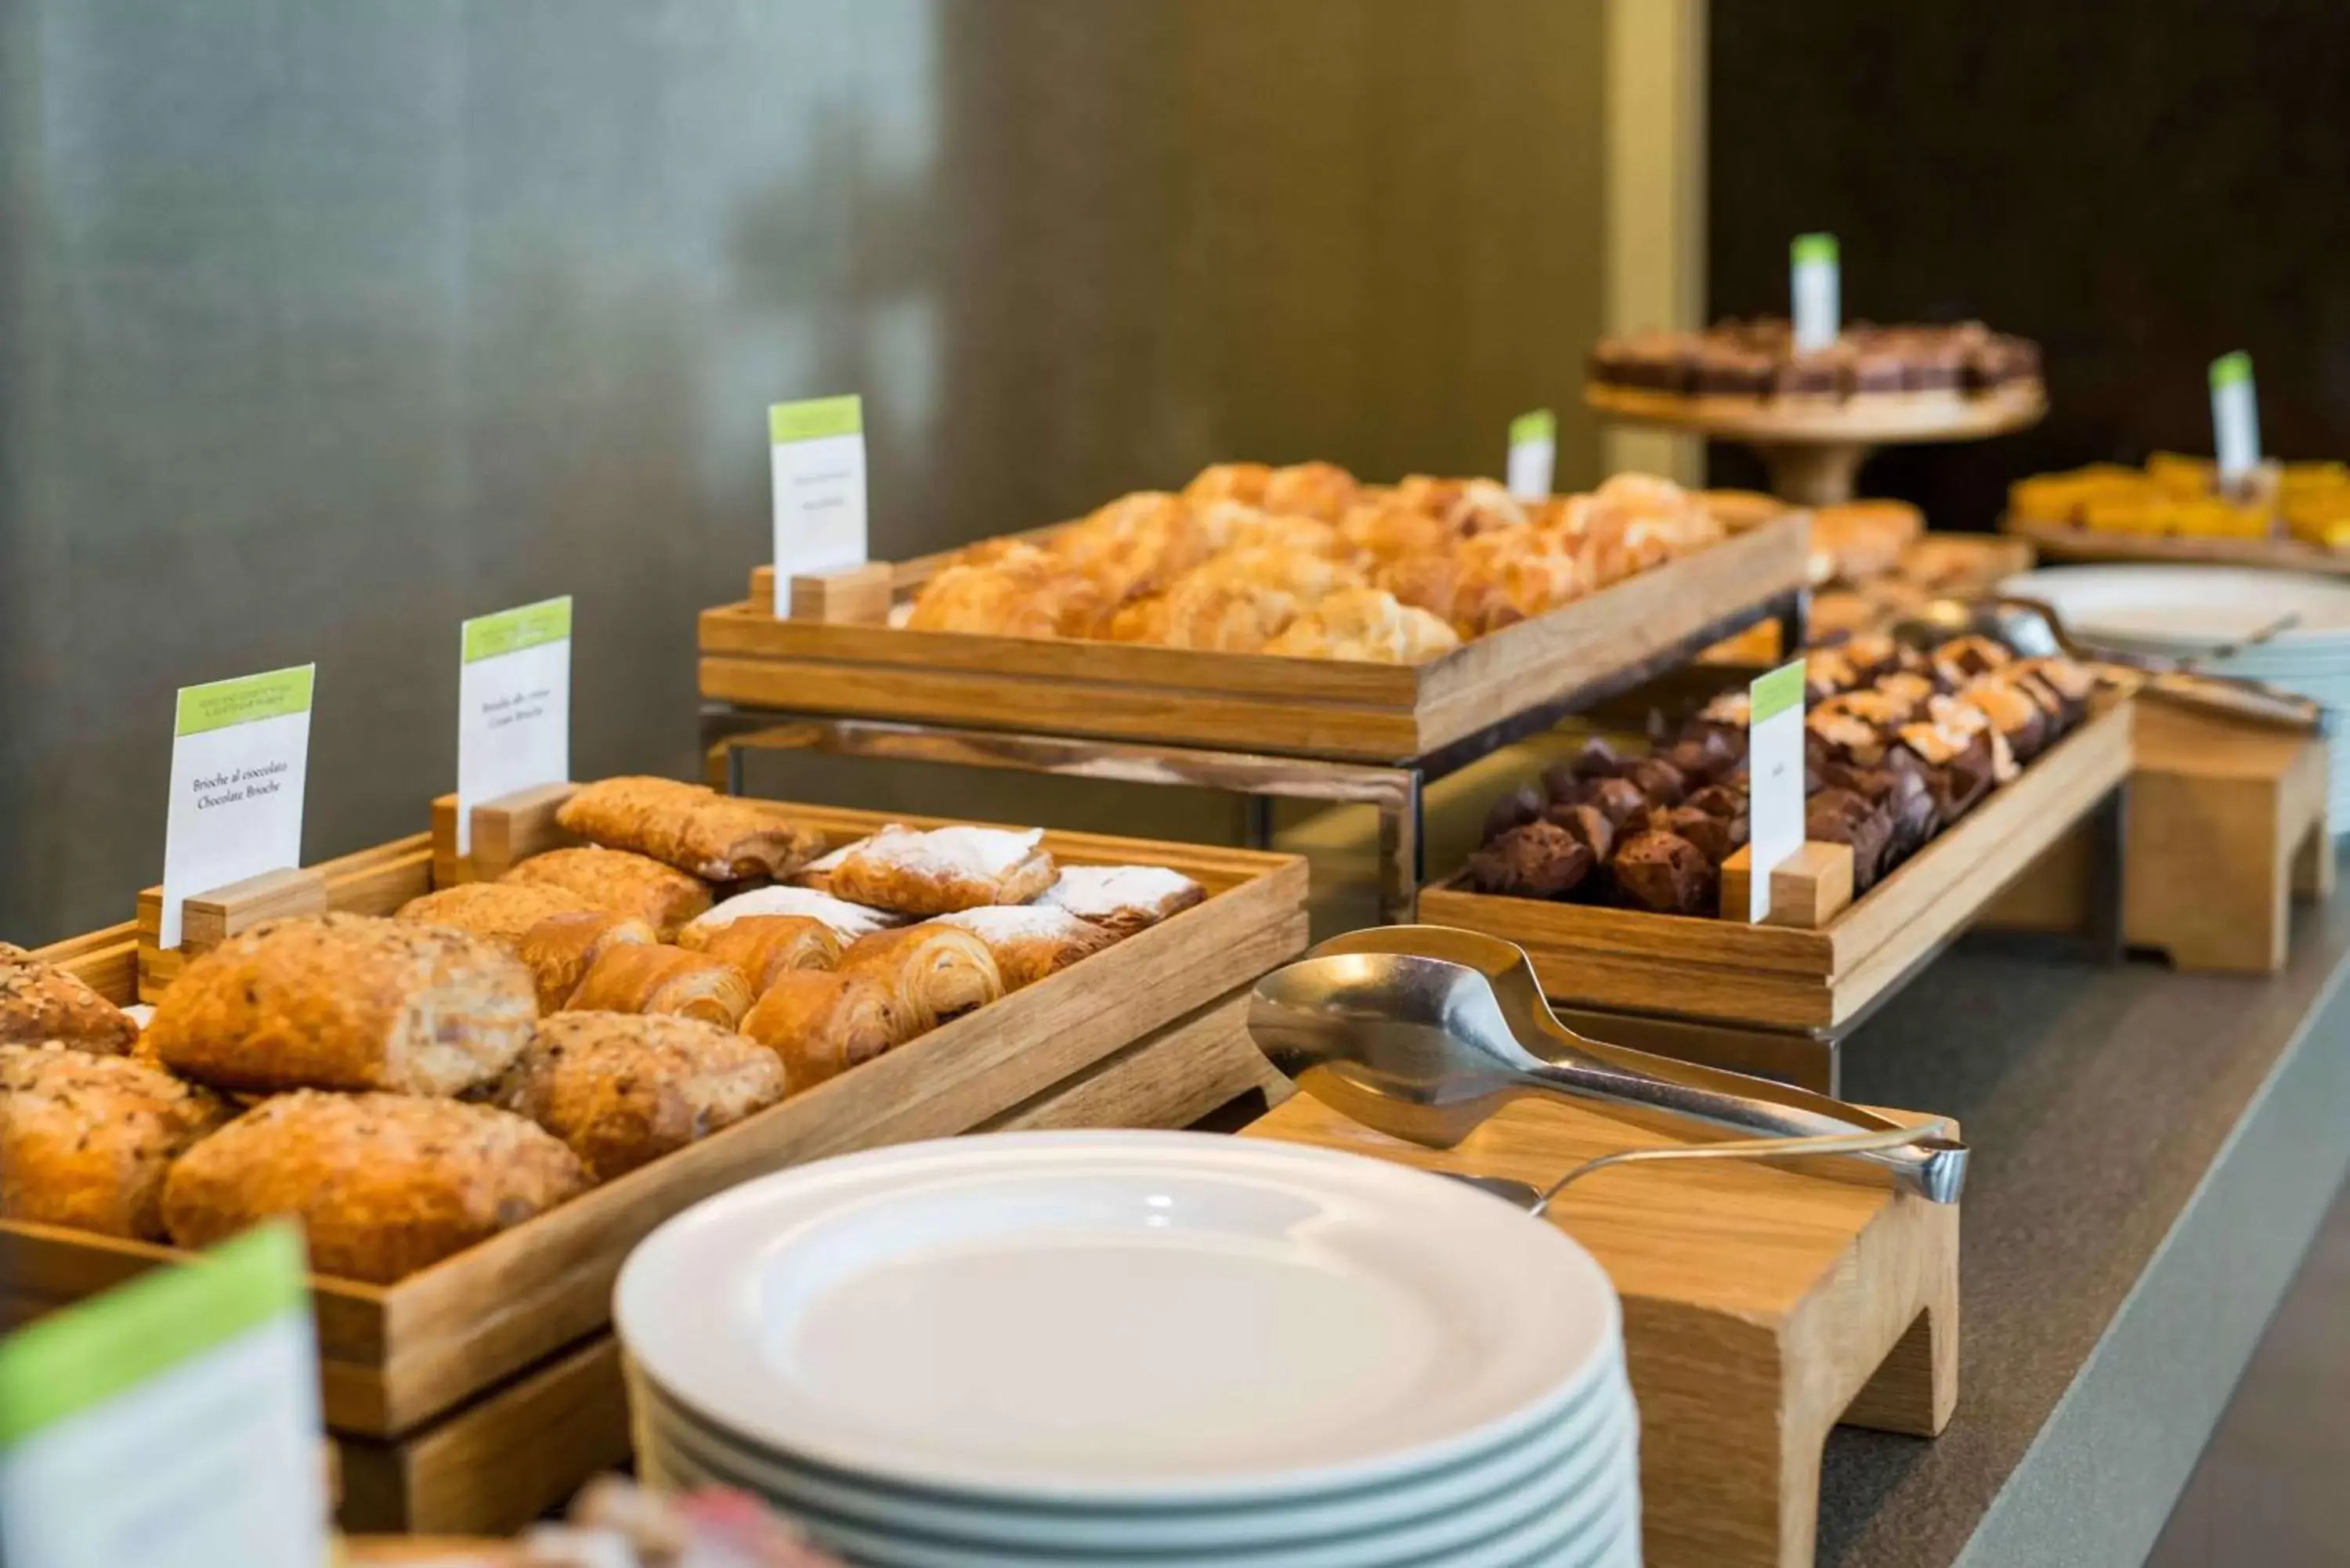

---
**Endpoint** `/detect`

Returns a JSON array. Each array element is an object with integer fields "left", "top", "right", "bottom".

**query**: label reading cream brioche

[
  {"left": 457, "top": 596, "right": 573, "bottom": 854},
  {"left": 769, "top": 393, "right": 869, "bottom": 616}
]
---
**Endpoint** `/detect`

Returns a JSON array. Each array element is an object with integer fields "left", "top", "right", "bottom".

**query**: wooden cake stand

[{"left": 1586, "top": 381, "right": 2046, "bottom": 506}]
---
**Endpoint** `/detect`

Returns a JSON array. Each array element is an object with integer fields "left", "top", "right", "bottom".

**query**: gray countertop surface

[{"left": 1814, "top": 871, "right": 2350, "bottom": 1567}]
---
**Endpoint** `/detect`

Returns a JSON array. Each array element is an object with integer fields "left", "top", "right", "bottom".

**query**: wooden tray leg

[{"left": 1636, "top": 1190, "right": 1958, "bottom": 1568}]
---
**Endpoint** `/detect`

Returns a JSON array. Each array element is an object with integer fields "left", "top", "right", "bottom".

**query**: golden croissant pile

[{"left": 900, "top": 461, "right": 1731, "bottom": 663}]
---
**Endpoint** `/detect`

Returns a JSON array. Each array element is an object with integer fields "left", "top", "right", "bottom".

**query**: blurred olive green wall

[{"left": 0, "top": 0, "right": 1611, "bottom": 941}]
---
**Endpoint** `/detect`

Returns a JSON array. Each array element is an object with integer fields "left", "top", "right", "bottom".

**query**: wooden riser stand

[
  {"left": 1248, "top": 1094, "right": 1958, "bottom": 1568},
  {"left": 1982, "top": 697, "right": 2333, "bottom": 970}
]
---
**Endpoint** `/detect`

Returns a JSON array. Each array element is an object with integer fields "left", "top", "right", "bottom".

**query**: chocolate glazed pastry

[
  {"left": 1466, "top": 822, "right": 1595, "bottom": 900},
  {"left": 1611, "top": 831, "right": 1716, "bottom": 915},
  {"left": 1806, "top": 788, "right": 1895, "bottom": 891}
]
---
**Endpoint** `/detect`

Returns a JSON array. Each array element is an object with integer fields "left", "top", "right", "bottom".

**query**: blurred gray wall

[{"left": 0, "top": 0, "right": 1606, "bottom": 943}]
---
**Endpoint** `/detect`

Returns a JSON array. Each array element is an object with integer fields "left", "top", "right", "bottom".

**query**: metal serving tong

[
  {"left": 1249, "top": 926, "right": 1967, "bottom": 1212},
  {"left": 1889, "top": 594, "right": 2320, "bottom": 732}
]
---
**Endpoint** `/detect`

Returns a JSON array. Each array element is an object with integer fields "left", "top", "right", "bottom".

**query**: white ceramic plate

[
  {"left": 648, "top": 1432, "right": 1641, "bottom": 1568},
  {"left": 633, "top": 1364, "right": 1632, "bottom": 1549},
  {"left": 638, "top": 1375, "right": 1632, "bottom": 1559},
  {"left": 2001, "top": 565, "right": 2350, "bottom": 649},
  {"left": 617, "top": 1132, "right": 1622, "bottom": 1505}
]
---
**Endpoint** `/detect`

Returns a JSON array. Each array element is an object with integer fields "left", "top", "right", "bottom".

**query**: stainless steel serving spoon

[
  {"left": 1889, "top": 594, "right": 2320, "bottom": 732},
  {"left": 1249, "top": 926, "right": 1966, "bottom": 1211}
]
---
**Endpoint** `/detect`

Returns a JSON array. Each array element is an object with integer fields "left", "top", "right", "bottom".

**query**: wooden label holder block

[
  {"left": 135, "top": 838, "right": 439, "bottom": 1002},
  {"left": 787, "top": 562, "right": 895, "bottom": 624},
  {"left": 1249, "top": 1093, "right": 1958, "bottom": 1568},
  {"left": 1719, "top": 841, "right": 1855, "bottom": 928},
  {"left": 428, "top": 782, "right": 581, "bottom": 886}
]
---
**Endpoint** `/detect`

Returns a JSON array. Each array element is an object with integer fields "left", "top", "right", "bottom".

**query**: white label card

[
  {"left": 1791, "top": 233, "right": 1840, "bottom": 355},
  {"left": 0, "top": 1226, "right": 324, "bottom": 1568},
  {"left": 1506, "top": 408, "right": 1556, "bottom": 500},
  {"left": 770, "top": 394, "right": 869, "bottom": 616},
  {"left": 456, "top": 597, "right": 572, "bottom": 854},
  {"left": 2210, "top": 352, "right": 2259, "bottom": 488},
  {"left": 1746, "top": 660, "right": 1807, "bottom": 922},
  {"left": 159, "top": 666, "right": 314, "bottom": 948}
]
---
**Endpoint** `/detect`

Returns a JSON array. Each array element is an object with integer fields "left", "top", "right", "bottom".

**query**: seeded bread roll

[
  {"left": 0, "top": 1045, "right": 231, "bottom": 1240},
  {"left": 555, "top": 776, "right": 824, "bottom": 882},
  {"left": 502, "top": 847, "right": 712, "bottom": 940},
  {"left": 146, "top": 913, "right": 538, "bottom": 1098},
  {"left": 0, "top": 942, "right": 139, "bottom": 1056},
  {"left": 499, "top": 1013, "right": 786, "bottom": 1180},
  {"left": 395, "top": 881, "right": 598, "bottom": 952},
  {"left": 163, "top": 1090, "right": 589, "bottom": 1283}
]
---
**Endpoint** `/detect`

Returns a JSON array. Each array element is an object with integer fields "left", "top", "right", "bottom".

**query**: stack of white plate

[
  {"left": 2003, "top": 564, "right": 2350, "bottom": 832},
  {"left": 617, "top": 1132, "right": 1641, "bottom": 1567}
]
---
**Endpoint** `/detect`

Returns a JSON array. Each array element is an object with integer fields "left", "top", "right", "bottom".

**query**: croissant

[
  {"left": 1343, "top": 500, "right": 1455, "bottom": 563},
  {"left": 836, "top": 924, "right": 1004, "bottom": 1033},
  {"left": 1107, "top": 578, "right": 1299, "bottom": 652},
  {"left": 519, "top": 910, "right": 660, "bottom": 1013},
  {"left": 553, "top": 776, "right": 823, "bottom": 882},
  {"left": 1260, "top": 461, "right": 1360, "bottom": 522},
  {"left": 1181, "top": 461, "right": 1272, "bottom": 508},
  {"left": 1263, "top": 588, "right": 1462, "bottom": 663},
  {"left": 676, "top": 914, "right": 842, "bottom": 992},
  {"left": 739, "top": 972, "right": 913, "bottom": 1093},
  {"left": 902, "top": 562, "right": 1067, "bottom": 639},
  {"left": 563, "top": 944, "right": 754, "bottom": 1028}
]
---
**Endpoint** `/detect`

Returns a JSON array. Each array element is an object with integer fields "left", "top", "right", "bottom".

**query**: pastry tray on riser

[
  {"left": 1419, "top": 703, "right": 2134, "bottom": 1031},
  {"left": 706, "top": 512, "right": 1810, "bottom": 762}
]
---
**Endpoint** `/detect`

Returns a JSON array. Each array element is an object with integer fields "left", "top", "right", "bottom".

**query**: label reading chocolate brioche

[{"left": 160, "top": 665, "right": 315, "bottom": 948}]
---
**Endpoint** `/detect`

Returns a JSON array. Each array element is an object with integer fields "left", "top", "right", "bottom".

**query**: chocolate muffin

[
  {"left": 1661, "top": 806, "right": 1748, "bottom": 867},
  {"left": 1683, "top": 782, "right": 1750, "bottom": 820},
  {"left": 1466, "top": 822, "right": 1595, "bottom": 901},
  {"left": 1622, "top": 756, "right": 1690, "bottom": 808},
  {"left": 1611, "top": 831, "right": 1716, "bottom": 916},
  {"left": 1480, "top": 783, "right": 1548, "bottom": 844},
  {"left": 1584, "top": 777, "right": 1653, "bottom": 832},
  {"left": 1805, "top": 788, "right": 1894, "bottom": 891},
  {"left": 1544, "top": 801, "right": 1617, "bottom": 865}
]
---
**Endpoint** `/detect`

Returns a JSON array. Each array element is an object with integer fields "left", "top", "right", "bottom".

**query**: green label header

[
  {"left": 463, "top": 596, "right": 573, "bottom": 663},
  {"left": 1509, "top": 409, "right": 1556, "bottom": 446},
  {"left": 0, "top": 1223, "right": 308, "bottom": 1447},
  {"left": 769, "top": 394, "right": 864, "bottom": 445},
  {"left": 2210, "top": 351, "right": 2253, "bottom": 389},
  {"left": 1791, "top": 233, "right": 1839, "bottom": 266},
  {"left": 175, "top": 666, "right": 315, "bottom": 738},
  {"left": 1751, "top": 659, "right": 1806, "bottom": 723}
]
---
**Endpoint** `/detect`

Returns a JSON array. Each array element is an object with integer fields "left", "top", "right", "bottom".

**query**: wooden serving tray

[
  {"left": 2004, "top": 511, "right": 2350, "bottom": 576},
  {"left": 1420, "top": 703, "right": 2134, "bottom": 1031},
  {"left": 6, "top": 798, "right": 1308, "bottom": 1451},
  {"left": 1246, "top": 1093, "right": 1958, "bottom": 1568},
  {"left": 701, "top": 511, "right": 1810, "bottom": 762},
  {"left": 1586, "top": 380, "right": 2047, "bottom": 446}
]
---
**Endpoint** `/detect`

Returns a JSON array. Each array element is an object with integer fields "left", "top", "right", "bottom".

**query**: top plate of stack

[{"left": 2004, "top": 564, "right": 2350, "bottom": 829}]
